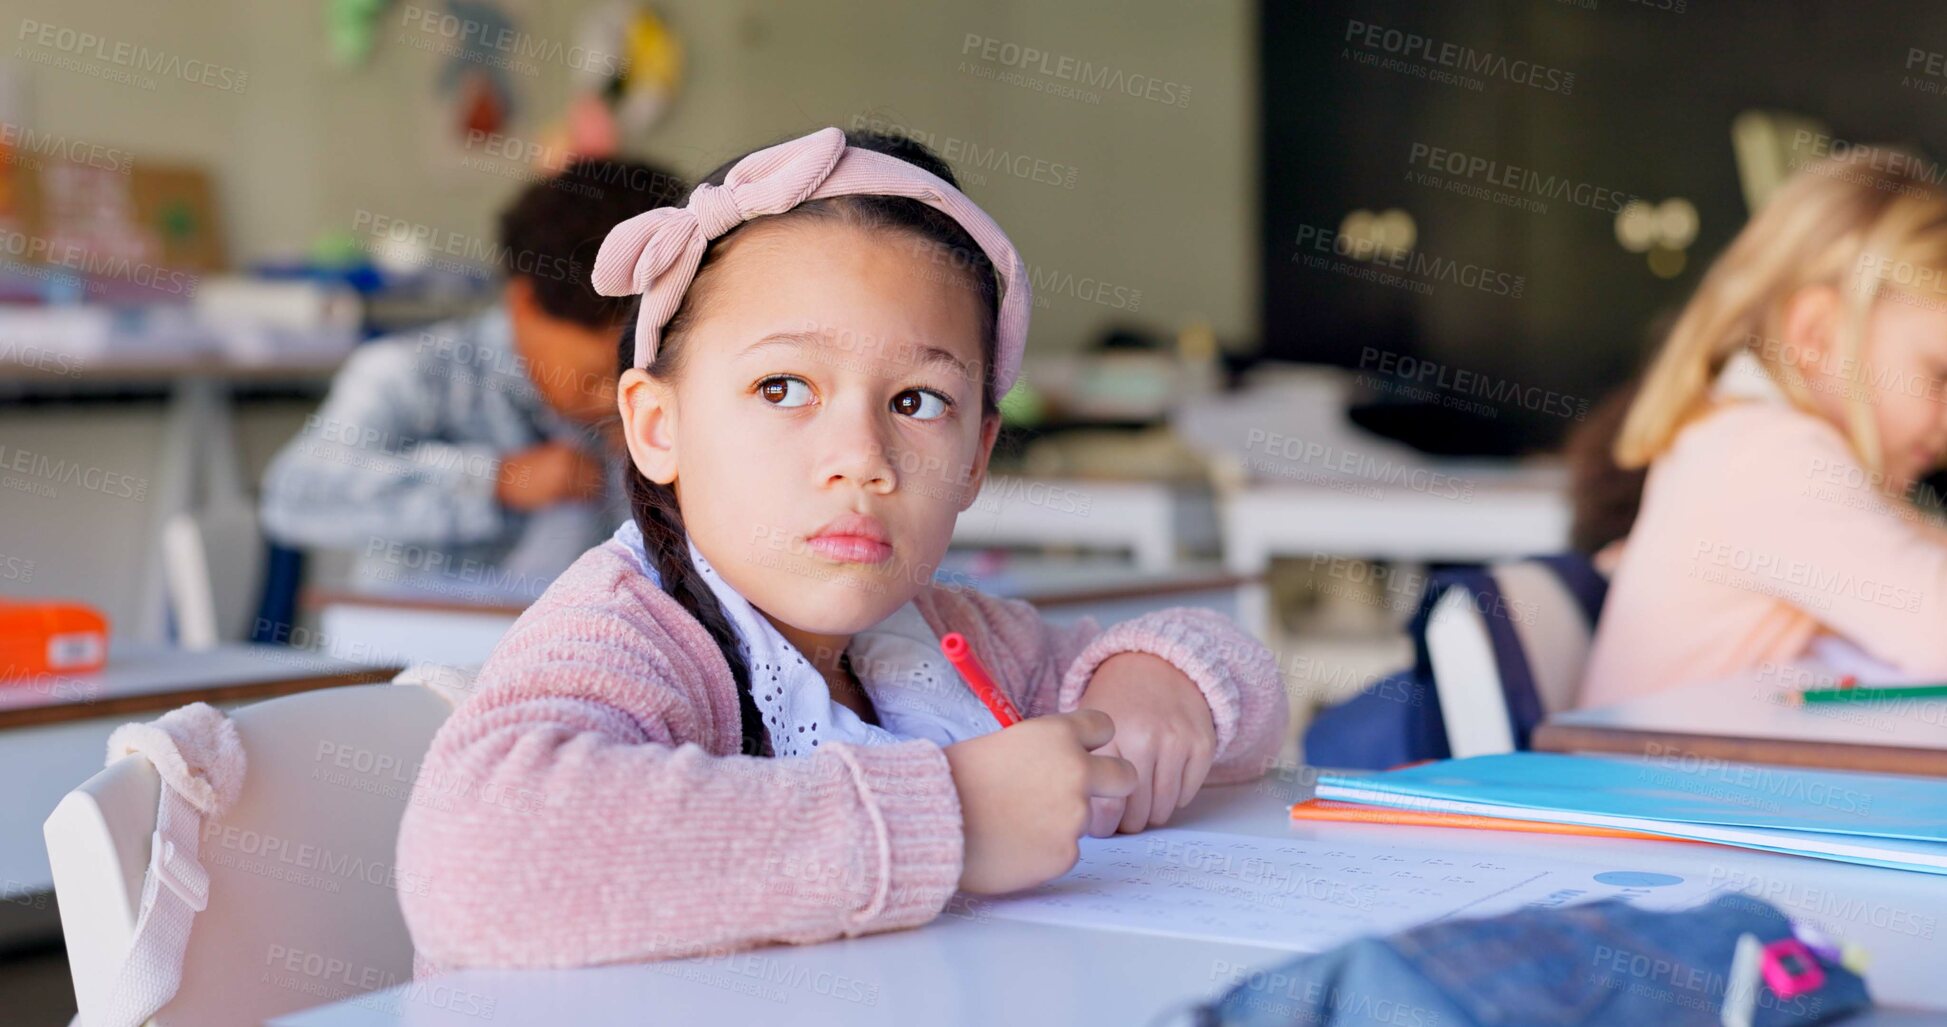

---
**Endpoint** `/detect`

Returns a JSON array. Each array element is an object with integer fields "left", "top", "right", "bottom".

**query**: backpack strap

[
  {"left": 1451, "top": 554, "right": 1611, "bottom": 750},
  {"left": 1533, "top": 551, "right": 1610, "bottom": 630},
  {"left": 1417, "top": 565, "right": 1546, "bottom": 750}
]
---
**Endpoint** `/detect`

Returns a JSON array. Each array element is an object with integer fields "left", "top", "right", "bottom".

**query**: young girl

[
  {"left": 1580, "top": 144, "right": 1947, "bottom": 707},
  {"left": 395, "top": 127, "right": 1288, "bottom": 969}
]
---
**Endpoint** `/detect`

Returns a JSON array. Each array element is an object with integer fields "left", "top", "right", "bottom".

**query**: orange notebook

[{"left": 1288, "top": 798, "right": 1701, "bottom": 844}]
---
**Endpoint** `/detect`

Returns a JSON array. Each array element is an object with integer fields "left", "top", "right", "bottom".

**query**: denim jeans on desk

[{"left": 1196, "top": 894, "right": 1871, "bottom": 1027}]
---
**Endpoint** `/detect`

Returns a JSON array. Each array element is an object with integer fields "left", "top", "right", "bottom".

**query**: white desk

[
  {"left": 308, "top": 589, "right": 528, "bottom": 669},
  {"left": 307, "top": 561, "right": 1257, "bottom": 669},
  {"left": 943, "top": 556, "right": 1252, "bottom": 629},
  {"left": 2, "top": 335, "right": 356, "bottom": 645},
  {"left": 1166, "top": 364, "right": 1573, "bottom": 639},
  {"left": 952, "top": 475, "right": 1218, "bottom": 571},
  {"left": 1221, "top": 464, "right": 1570, "bottom": 642},
  {"left": 274, "top": 769, "right": 1947, "bottom": 1026}
]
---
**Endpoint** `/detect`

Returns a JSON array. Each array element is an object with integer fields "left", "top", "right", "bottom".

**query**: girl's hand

[
  {"left": 1077, "top": 652, "right": 1216, "bottom": 836},
  {"left": 942, "top": 710, "right": 1137, "bottom": 894},
  {"left": 495, "top": 442, "right": 606, "bottom": 510}
]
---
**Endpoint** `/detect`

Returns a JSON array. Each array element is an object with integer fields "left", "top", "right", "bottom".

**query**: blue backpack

[{"left": 1301, "top": 554, "right": 1608, "bottom": 770}]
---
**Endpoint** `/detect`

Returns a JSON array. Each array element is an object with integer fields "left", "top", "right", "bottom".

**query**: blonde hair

[{"left": 1615, "top": 145, "right": 1947, "bottom": 474}]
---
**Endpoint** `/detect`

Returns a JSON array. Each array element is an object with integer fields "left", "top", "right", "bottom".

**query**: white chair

[
  {"left": 1423, "top": 560, "right": 1605, "bottom": 758},
  {"left": 45, "top": 669, "right": 471, "bottom": 1027},
  {"left": 161, "top": 505, "right": 266, "bottom": 650}
]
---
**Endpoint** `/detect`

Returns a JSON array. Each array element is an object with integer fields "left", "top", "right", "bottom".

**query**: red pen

[{"left": 941, "top": 631, "right": 1021, "bottom": 727}]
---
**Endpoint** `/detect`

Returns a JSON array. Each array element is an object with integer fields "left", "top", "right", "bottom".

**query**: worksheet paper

[{"left": 978, "top": 828, "right": 1730, "bottom": 951}]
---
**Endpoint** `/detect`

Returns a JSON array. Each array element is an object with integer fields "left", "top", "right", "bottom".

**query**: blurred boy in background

[{"left": 262, "top": 158, "right": 686, "bottom": 597}]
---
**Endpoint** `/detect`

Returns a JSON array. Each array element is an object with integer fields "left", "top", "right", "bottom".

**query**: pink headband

[{"left": 592, "top": 126, "right": 1031, "bottom": 395}]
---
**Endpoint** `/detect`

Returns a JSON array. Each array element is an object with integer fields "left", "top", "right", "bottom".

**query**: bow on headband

[{"left": 592, "top": 126, "right": 1032, "bottom": 395}]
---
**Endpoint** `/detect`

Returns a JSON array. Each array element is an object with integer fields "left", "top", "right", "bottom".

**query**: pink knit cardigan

[{"left": 396, "top": 536, "right": 1289, "bottom": 970}]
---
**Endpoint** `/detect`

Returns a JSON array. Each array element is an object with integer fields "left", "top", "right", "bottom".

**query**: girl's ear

[
  {"left": 954, "top": 411, "right": 1003, "bottom": 512},
  {"left": 1781, "top": 284, "right": 1841, "bottom": 366},
  {"left": 618, "top": 368, "right": 679, "bottom": 484}
]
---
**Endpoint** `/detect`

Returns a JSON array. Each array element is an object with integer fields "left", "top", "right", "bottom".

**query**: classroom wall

[
  {"left": 7, "top": 0, "right": 1255, "bottom": 350},
  {"left": 1, "top": 0, "right": 1255, "bottom": 630}
]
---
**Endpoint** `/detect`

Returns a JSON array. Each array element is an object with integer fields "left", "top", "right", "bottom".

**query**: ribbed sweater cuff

[
  {"left": 1059, "top": 610, "right": 1243, "bottom": 759},
  {"left": 829, "top": 739, "right": 964, "bottom": 934}
]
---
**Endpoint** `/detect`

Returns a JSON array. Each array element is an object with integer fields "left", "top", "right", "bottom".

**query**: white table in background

[
  {"left": 951, "top": 475, "right": 1218, "bottom": 572},
  {"left": 308, "top": 560, "right": 1259, "bottom": 669},
  {"left": 2, "top": 343, "right": 356, "bottom": 646},
  {"left": 1221, "top": 463, "right": 1571, "bottom": 641},
  {"left": 1165, "top": 364, "right": 1573, "bottom": 639},
  {"left": 947, "top": 556, "right": 1253, "bottom": 628},
  {"left": 307, "top": 587, "right": 530, "bottom": 669},
  {"left": 273, "top": 768, "right": 1947, "bottom": 1026}
]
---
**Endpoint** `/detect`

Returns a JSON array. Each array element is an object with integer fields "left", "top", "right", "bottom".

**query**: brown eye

[
  {"left": 891, "top": 389, "right": 949, "bottom": 420},
  {"left": 758, "top": 377, "right": 812, "bottom": 407}
]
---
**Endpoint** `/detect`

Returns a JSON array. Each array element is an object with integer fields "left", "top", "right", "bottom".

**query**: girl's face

[
  {"left": 1797, "top": 286, "right": 1947, "bottom": 491},
  {"left": 621, "top": 218, "right": 1000, "bottom": 639},
  {"left": 1865, "top": 295, "right": 1947, "bottom": 490}
]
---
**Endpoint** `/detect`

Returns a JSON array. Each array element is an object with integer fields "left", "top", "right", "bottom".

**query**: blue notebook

[{"left": 1315, "top": 752, "right": 1947, "bottom": 874}]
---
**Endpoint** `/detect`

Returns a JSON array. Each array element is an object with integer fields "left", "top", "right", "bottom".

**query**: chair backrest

[
  {"left": 162, "top": 505, "right": 266, "bottom": 650},
  {"left": 46, "top": 676, "right": 461, "bottom": 1027},
  {"left": 1422, "top": 555, "right": 1608, "bottom": 759}
]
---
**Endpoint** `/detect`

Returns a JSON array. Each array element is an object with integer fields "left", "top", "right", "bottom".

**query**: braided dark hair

[{"left": 618, "top": 130, "right": 1003, "bottom": 756}]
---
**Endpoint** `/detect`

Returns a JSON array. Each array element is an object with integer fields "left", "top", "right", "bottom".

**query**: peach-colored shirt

[{"left": 1580, "top": 398, "right": 1947, "bottom": 707}]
